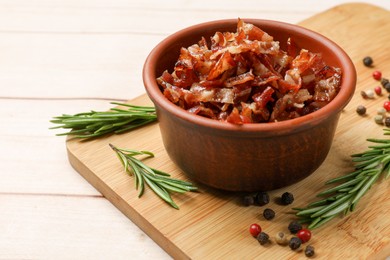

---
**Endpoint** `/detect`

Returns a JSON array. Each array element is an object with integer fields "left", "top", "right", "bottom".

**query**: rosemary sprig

[
  {"left": 109, "top": 144, "right": 197, "bottom": 209},
  {"left": 50, "top": 102, "right": 157, "bottom": 139},
  {"left": 294, "top": 129, "right": 390, "bottom": 229}
]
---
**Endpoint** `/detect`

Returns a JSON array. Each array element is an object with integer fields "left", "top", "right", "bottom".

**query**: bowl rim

[{"left": 143, "top": 18, "right": 356, "bottom": 134}]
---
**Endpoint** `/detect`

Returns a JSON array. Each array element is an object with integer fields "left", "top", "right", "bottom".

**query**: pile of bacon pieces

[{"left": 157, "top": 19, "right": 342, "bottom": 124}]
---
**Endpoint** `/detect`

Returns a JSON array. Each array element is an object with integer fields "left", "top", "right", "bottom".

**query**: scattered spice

[
  {"left": 385, "top": 117, "right": 390, "bottom": 127},
  {"left": 377, "top": 107, "right": 386, "bottom": 115},
  {"left": 296, "top": 229, "right": 312, "bottom": 243},
  {"left": 245, "top": 192, "right": 316, "bottom": 254},
  {"left": 357, "top": 57, "right": 390, "bottom": 129},
  {"left": 385, "top": 82, "right": 390, "bottom": 93},
  {"left": 305, "top": 245, "right": 315, "bottom": 257},
  {"left": 289, "top": 237, "right": 302, "bottom": 250},
  {"left": 356, "top": 105, "right": 367, "bottom": 115},
  {"left": 281, "top": 192, "right": 294, "bottom": 205},
  {"left": 361, "top": 90, "right": 375, "bottom": 99},
  {"left": 243, "top": 195, "right": 255, "bottom": 206},
  {"left": 375, "top": 115, "right": 384, "bottom": 125},
  {"left": 362, "top": 56, "right": 373, "bottom": 67},
  {"left": 288, "top": 221, "right": 302, "bottom": 234},
  {"left": 275, "top": 232, "right": 289, "bottom": 246},
  {"left": 249, "top": 223, "right": 262, "bottom": 237},
  {"left": 373, "top": 70, "right": 382, "bottom": 80},
  {"left": 263, "top": 208, "right": 275, "bottom": 220},
  {"left": 255, "top": 192, "right": 270, "bottom": 206},
  {"left": 360, "top": 90, "right": 368, "bottom": 99},
  {"left": 381, "top": 78, "right": 389, "bottom": 87},
  {"left": 374, "top": 86, "right": 382, "bottom": 95},
  {"left": 384, "top": 101, "right": 390, "bottom": 111},
  {"left": 257, "top": 232, "right": 270, "bottom": 245},
  {"left": 382, "top": 78, "right": 389, "bottom": 87}
]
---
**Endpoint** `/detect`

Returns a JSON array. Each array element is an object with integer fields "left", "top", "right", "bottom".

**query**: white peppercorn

[
  {"left": 375, "top": 115, "right": 384, "bottom": 125},
  {"left": 275, "top": 232, "right": 288, "bottom": 245}
]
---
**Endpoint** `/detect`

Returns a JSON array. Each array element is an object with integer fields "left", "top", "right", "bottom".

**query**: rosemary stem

[
  {"left": 295, "top": 129, "right": 390, "bottom": 229},
  {"left": 109, "top": 144, "right": 197, "bottom": 209},
  {"left": 50, "top": 102, "right": 157, "bottom": 139}
]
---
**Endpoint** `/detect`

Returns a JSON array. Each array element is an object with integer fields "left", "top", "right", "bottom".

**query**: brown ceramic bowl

[{"left": 143, "top": 19, "right": 356, "bottom": 192}]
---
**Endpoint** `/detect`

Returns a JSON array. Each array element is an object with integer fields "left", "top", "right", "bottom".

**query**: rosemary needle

[
  {"left": 294, "top": 129, "right": 390, "bottom": 229},
  {"left": 109, "top": 144, "right": 197, "bottom": 209},
  {"left": 50, "top": 102, "right": 157, "bottom": 139}
]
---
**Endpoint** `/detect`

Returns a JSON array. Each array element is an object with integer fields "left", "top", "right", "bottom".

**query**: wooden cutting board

[{"left": 67, "top": 3, "right": 390, "bottom": 259}]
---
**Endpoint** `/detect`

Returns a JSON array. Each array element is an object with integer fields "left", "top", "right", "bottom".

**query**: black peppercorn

[
  {"left": 254, "top": 192, "right": 270, "bottom": 206},
  {"left": 356, "top": 105, "right": 366, "bottom": 115},
  {"left": 385, "top": 82, "right": 390, "bottom": 93},
  {"left": 381, "top": 78, "right": 389, "bottom": 87},
  {"left": 289, "top": 237, "right": 302, "bottom": 250},
  {"left": 263, "top": 208, "right": 275, "bottom": 220},
  {"left": 305, "top": 245, "right": 315, "bottom": 257},
  {"left": 385, "top": 117, "right": 390, "bottom": 127},
  {"left": 288, "top": 221, "right": 302, "bottom": 234},
  {"left": 363, "top": 56, "right": 373, "bottom": 67},
  {"left": 281, "top": 192, "right": 294, "bottom": 205},
  {"left": 243, "top": 195, "right": 254, "bottom": 206},
  {"left": 256, "top": 232, "right": 270, "bottom": 245}
]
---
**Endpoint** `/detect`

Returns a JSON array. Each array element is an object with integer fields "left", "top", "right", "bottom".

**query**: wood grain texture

[{"left": 67, "top": 3, "right": 390, "bottom": 259}]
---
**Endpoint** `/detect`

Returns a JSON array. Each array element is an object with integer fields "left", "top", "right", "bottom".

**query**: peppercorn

[
  {"left": 375, "top": 86, "right": 382, "bottom": 95},
  {"left": 373, "top": 70, "right": 382, "bottom": 80},
  {"left": 281, "top": 192, "right": 294, "bottom": 205},
  {"left": 384, "top": 101, "right": 390, "bottom": 111},
  {"left": 361, "top": 90, "right": 374, "bottom": 99},
  {"left": 263, "top": 208, "right": 275, "bottom": 220},
  {"left": 356, "top": 105, "right": 366, "bottom": 115},
  {"left": 377, "top": 107, "right": 386, "bottom": 115},
  {"left": 243, "top": 195, "right": 254, "bottom": 206},
  {"left": 275, "top": 232, "right": 288, "bottom": 246},
  {"left": 289, "top": 237, "right": 302, "bottom": 250},
  {"left": 254, "top": 191, "right": 270, "bottom": 206},
  {"left": 366, "top": 89, "right": 375, "bottom": 98},
  {"left": 385, "top": 117, "right": 390, "bottom": 127},
  {"left": 385, "top": 82, "right": 390, "bottom": 93},
  {"left": 297, "top": 228, "right": 312, "bottom": 243},
  {"left": 249, "top": 223, "right": 262, "bottom": 237},
  {"left": 288, "top": 221, "right": 302, "bottom": 234},
  {"left": 381, "top": 78, "right": 389, "bottom": 87},
  {"left": 362, "top": 56, "right": 373, "bottom": 67},
  {"left": 305, "top": 245, "right": 315, "bottom": 257},
  {"left": 375, "top": 115, "right": 384, "bottom": 125},
  {"left": 256, "top": 232, "right": 270, "bottom": 245}
]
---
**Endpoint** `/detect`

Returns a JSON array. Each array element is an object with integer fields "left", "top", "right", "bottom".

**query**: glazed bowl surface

[{"left": 143, "top": 19, "right": 356, "bottom": 192}]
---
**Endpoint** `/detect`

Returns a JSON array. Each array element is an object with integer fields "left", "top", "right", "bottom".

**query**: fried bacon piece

[{"left": 156, "top": 19, "right": 342, "bottom": 124}]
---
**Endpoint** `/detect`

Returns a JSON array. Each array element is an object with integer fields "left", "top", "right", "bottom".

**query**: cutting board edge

[{"left": 66, "top": 143, "right": 191, "bottom": 260}]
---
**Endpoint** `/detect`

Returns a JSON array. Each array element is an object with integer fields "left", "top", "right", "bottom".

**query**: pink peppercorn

[
  {"left": 384, "top": 101, "right": 390, "bottom": 111},
  {"left": 373, "top": 71, "right": 382, "bottom": 81},
  {"left": 375, "top": 86, "right": 382, "bottom": 95}
]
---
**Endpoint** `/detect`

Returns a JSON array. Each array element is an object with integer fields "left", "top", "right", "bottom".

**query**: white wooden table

[{"left": 1, "top": 1, "right": 389, "bottom": 258}]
